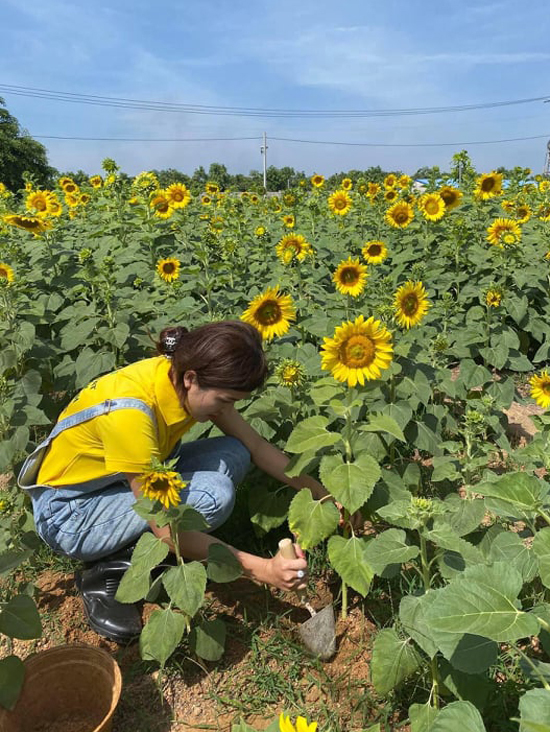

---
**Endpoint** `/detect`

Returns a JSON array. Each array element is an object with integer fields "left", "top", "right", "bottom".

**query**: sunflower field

[{"left": 2, "top": 158, "right": 550, "bottom": 730}]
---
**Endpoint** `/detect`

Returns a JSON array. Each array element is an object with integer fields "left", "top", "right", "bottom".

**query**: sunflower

[
  {"left": 474, "top": 171, "right": 503, "bottom": 200},
  {"left": 328, "top": 190, "right": 352, "bottom": 216},
  {"left": 209, "top": 215, "right": 224, "bottom": 233},
  {"left": 283, "top": 192, "right": 296, "bottom": 207},
  {"left": 201, "top": 195, "right": 213, "bottom": 206},
  {"left": 485, "top": 289, "right": 502, "bottom": 308},
  {"left": 333, "top": 257, "right": 368, "bottom": 297},
  {"left": 501, "top": 199, "right": 515, "bottom": 214},
  {"left": 394, "top": 281, "right": 430, "bottom": 329},
  {"left": 384, "top": 174, "right": 397, "bottom": 189},
  {"left": 282, "top": 214, "right": 295, "bottom": 228},
  {"left": 151, "top": 191, "right": 174, "bottom": 219},
  {"left": 438, "top": 185, "right": 462, "bottom": 211},
  {"left": 255, "top": 225, "right": 266, "bottom": 237},
  {"left": 240, "top": 192, "right": 250, "bottom": 201},
  {"left": 58, "top": 176, "right": 74, "bottom": 189},
  {"left": 0, "top": 263, "right": 14, "bottom": 282},
  {"left": 241, "top": 286, "right": 296, "bottom": 341},
  {"left": 357, "top": 182, "right": 368, "bottom": 195},
  {"left": 250, "top": 194, "right": 260, "bottom": 204},
  {"left": 64, "top": 192, "right": 79, "bottom": 208},
  {"left": 89, "top": 175, "right": 103, "bottom": 188},
  {"left": 515, "top": 203, "right": 531, "bottom": 224},
  {"left": 398, "top": 174, "right": 411, "bottom": 188},
  {"left": 156, "top": 257, "right": 181, "bottom": 283},
  {"left": 46, "top": 199, "right": 63, "bottom": 217},
  {"left": 530, "top": 370, "right": 550, "bottom": 409},
  {"left": 79, "top": 193, "right": 91, "bottom": 205},
  {"left": 205, "top": 181, "right": 219, "bottom": 195},
  {"left": 276, "top": 234, "right": 313, "bottom": 264},
  {"left": 279, "top": 714, "right": 318, "bottom": 732},
  {"left": 275, "top": 359, "right": 306, "bottom": 388},
  {"left": 384, "top": 189, "right": 398, "bottom": 203},
  {"left": 133, "top": 171, "right": 159, "bottom": 191},
  {"left": 341, "top": 177, "right": 352, "bottom": 190},
  {"left": 26, "top": 190, "right": 53, "bottom": 216},
  {"left": 385, "top": 201, "right": 414, "bottom": 229},
  {"left": 367, "top": 182, "right": 381, "bottom": 198},
  {"left": 311, "top": 174, "right": 325, "bottom": 188},
  {"left": 538, "top": 204, "right": 550, "bottom": 222},
  {"left": 486, "top": 218, "right": 521, "bottom": 247},
  {"left": 139, "top": 470, "right": 185, "bottom": 509},
  {"left": 362, "top": 240, "right": 388, "bottom": 265},
  {"left": 419, "top": 193, "right": 445, "bottom": 222},
  {"left": 540, "top": 180, "right": 550, "bottom": 193},
  {"left": 61, "top": 180, "right": 79, "bottom": 195},
  {"left": 3, "top": 214, "right": 51, "bottom": 233},
  {"left": 320, "top": 314, "right": 393, "bottom": 386},
  {"left": 165, "top": 183, "right": 191, "bottom": 209}
]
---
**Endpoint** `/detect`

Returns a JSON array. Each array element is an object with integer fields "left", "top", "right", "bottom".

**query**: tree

[
  {"left": 0, "top": 97, "right": 56, "bottom": 190},
  {"left": 207, "top": 162, "right": 231, "bottom": 190}
]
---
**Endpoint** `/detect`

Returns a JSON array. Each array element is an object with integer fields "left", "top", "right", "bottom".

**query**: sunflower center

[
  {"left": 257, "top": 300, "right": 282, "bottom": 325},
  {"left": 340, "top": 267, "right": 359, "bottom": 285},
  {"left": 394, "top": 210, "right": 408, "bottom": 224},
  {"left": 481, "top": 178, "right": 496, "bottom": 192},
  {"left": 35, "top": 198, "right": 47, "bottom": 211},
  {"left": 402, "top": 294, "right": 419, "bottom": 316},
  {"left": 425, "top": 200, "right": 439, "bottom": 214},
  {"left": 172, "top": 191, "right": 185, "bottom": 201},
  {"left": 0, "top": 268, "right": 8, "bottom": 278},
  {"left": 368, "top": 244, "right": 381, "bottom": 256},
  {"left": 543, "top": 382, "right": 550, "bottom": 396},
  {"left": 341, "top": 335, "right": 375, "bottom": 368}
]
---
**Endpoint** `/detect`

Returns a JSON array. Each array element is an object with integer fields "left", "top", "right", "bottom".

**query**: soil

[
  {"left": 2, "top": 570, "right": 391, "bottom": 732},
  {"left": 31, "top": 713, "right": 102, "bottom": 732}
]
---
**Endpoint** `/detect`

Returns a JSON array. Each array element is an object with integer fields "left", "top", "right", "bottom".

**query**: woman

[{"left": 19, "top": 321, "right": 330, "bottom": 642}]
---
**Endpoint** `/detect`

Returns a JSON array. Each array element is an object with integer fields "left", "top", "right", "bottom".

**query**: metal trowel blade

[{"left": 297, "top": 603, "right": 336, "bottom": 661}]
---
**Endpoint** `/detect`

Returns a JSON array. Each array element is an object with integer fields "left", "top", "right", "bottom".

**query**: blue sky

[{"left": 2, "top": 0, "right": 550, "bottom": 177}]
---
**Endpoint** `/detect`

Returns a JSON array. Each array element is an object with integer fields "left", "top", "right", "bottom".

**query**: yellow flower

[
  {"left": 539, "top": 180, "right": 550, "bottom": 193},
  {"left": 139, "top": 470, "right": 185, "bottom": 509},
  {"left": 89, "top": 175, "right": 103, "bottom": 188},
  {"left": 341, "top": 177, "right": 352, "bottom": 190},
  {"left": 419, "top": 193, "right": 445, "bottom": 222},
  {"left": 255, "top": 226, "right": 266, "bottom": 237},
  {"left": 0, "top": 262, "right": 14, "bottom": 282},
  {"left": 282, "top": 214, "right": 295, "bottom": 228},
  {"left": 501, "top": 199, "right": 515, "bottom": 214},
  {"left": 538, "top": 204, "right": 550, "bottom": 222},
  {"left": 201, "top": 195, "right": 213, "bottom": 206},
  {"left": 205, "top": 181, "right": 219, "bottom": 195},
  {"left": 241, "top": 286, "right": 296, "bottom": 341},
  {"left": 333, "top": 257, "right": 368, "bottom": 297},
  {"left": 486, "top": 218, "right": 521, "bottom": 248},
  {"left": 250, "top": 194, "right": 260, "bottom": 204},
  {"left": 3, "top": 214, "right": 52, "bottom": 233},
  {"left": 384, "top": 173, "right": 397, "bottom": 189},
  {"left": 385, "top": 201, "right": 414, "bottom": 229},
  {"left": 58, "top": 176, "right": 74, "bottom": 190},
  {"left": 384, "top": 189, "right": 399, "bottom": 203},
  {"left": 165, "top": 183, "right": 191, "bottom": 209},
  {"left": 156, "top": 257, "right": 181, "bottom": 283},
  {"left": 367, "top": 182, "right": 381, "bottom": 198},
  {"left": 279, "top": 713, "right": 318, "bottom": 732},
  {"left": 151, "top": 191, "right": 174, "bottom": 219},
  {"left": 311, "top": 174, "right": 325, "bottom": 188},
  {"left": 438, "top": 185, "right": 462, "bottom": 211},
  {"left": 275, "top": 359, "right": 306, "bottom": 388},
  {"left": 276, "top": 234, "right": 313, "bottom": 264},
  {"left": 26, "top": 190, "right": 53, "bottom": 216},
  {"left": 64, "top": 192, "right": 80, "bottom": 208},
  {"left": 79, "top": 193, "right": 91, "bottom": 205},
  {"left": 362, "top": 240, "right": 388, "bottom": 265},
  {"left": 0, "top": 182, "right": 9, "bottom": 197},
  {"left": 530, "top": 370, "right": 550, "bottom": 409},
  {"left": 515, "top": 203, "right": 531, "bottom": 224},
  {"left": 394, "top": 281, "right": 430, "bottom": 329},
  {"left": 321, "top": 314, "right": 393, "bottom": 386},
  {"left": 133, "top": 171, "right": 159, "bottom": 191},
  {"left": 474, "top": 171, "right": 503, "bottom": 200},
  {"left": 209, "top": 215, "right": 224, "bottom": 233},
  {"left": 46, "top": 198, "right": 63, "bottom": 217},
  {"left": 328, "top": 190, "right": 352, "bottom": 216},
  {"left": 486, "top": 289, "right": 502, "bottom": 308},
  {"left": 61, "top": 180, "right": 79, "bottom": 195},
  {"left": 283, "top": 192, "right": 296, "bottom": 207},
  {"left": 398, "top": 174, "right": 411, "bottom": 188}
]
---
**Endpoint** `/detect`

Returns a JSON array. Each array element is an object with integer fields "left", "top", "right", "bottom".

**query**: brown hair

[{"left": 156, "top": 321, "right": 268, "bottom": 393}]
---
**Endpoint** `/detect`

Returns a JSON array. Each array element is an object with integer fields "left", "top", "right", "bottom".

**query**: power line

[
  {"left": 2, "top": 83, "right": 549, "bottom": 118},
  {"left": 34, "top": 135, "right": 261, "bottom": 142}
]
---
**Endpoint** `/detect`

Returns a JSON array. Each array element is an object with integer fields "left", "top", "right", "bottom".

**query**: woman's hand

[{"left": 262, "top": 544, "right": 308, "bottom": 592}]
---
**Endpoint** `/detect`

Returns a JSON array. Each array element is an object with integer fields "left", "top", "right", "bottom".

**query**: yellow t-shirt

[{"left": 37, "top": 356, "right": 195, "bottom": 487}]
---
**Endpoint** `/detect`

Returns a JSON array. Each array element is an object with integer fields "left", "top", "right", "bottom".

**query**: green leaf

[
  {"left": 532, "top": 528, "right": 550, "bottom": 589},
  {"left": 370, "top": 628, "right": 421, "bottom": 695},
  {"left": 249, "top": 483, "right": 294, "bottom": 533},
  {"left": 399, "top": 594, "right": 438, "bottom": 658},
  {"left": 438, "top": 658, "right": 491, "bottom": 710},
  {"left": 361, "top": 414, "right": 405, "bottom": 442},
  {"left": 60, "top": 318, "right": 100, "bottom": 351},
  {"left": 285, "top": 416, "right": 340, "bottom": 454},
  {"left": 140, "top": 608, "right": 186, "bottom": 665},
  {"left": 476, "top": 472, "right": 549, "bottom": 519},
  {"left": 288, "top": 489, "right": 340, "bottom": 550},
  {"left": 431, "top": 456, "right": 461, "bottom": 483},
  {"left": 363, "top": 529, "right": 420, "bottom": 576},
  {"left": 409, "top": 703, "right": 439, "bottom": 732},
  {"left": 115, "top": 565, "right": 151, "bottom": 603},
  {"left": 75, "top": 349, "right": 116, "bottom": 388},
  {"left": 426, "top": 563, "right": 540, "bottom": 642},
  {"left": 457, "top": 360, "right": 492, "bottom": 389},
  {"left": 519, "top": 689, "right": 550, "bottom": 732},
  {"left": 0, "top": 656, "right": 25, "bottom": 710},
  {"left": 162, "top": 562, "right": 207, "bottom": 617},
  {"left": 431, "top": 701, "right": 486, "bottom": 732},
  {"left": 434, "top": 630, "right": 498, "bottom": 674},
  {"left": 189, "top": 618, "right": 226, "bottom": 661},
  {"left": 319, "top": 452, "right": 381, "bottom": 513},
  {"left": 489, "top": 531, "right": 538, "bottom": 582},
  {"left": 207, "top": 544, "right": 242, "bottom": 583},
  {"left": 424, "top": 524, "right": 484, "bottom": 567},
  {"left": 0, "top": 549, "right": 32, "bottom": 576},
  {"left": 327, "top": 535, "right": 373, "bottom": 596},
  {"left": 405, "top": 420, "right": 442, "bottom": 456},
  {"left": 440, "top": 495, "right": 486, "bottom": 537},
  {"left": 0, "top": 594, "right": 42, "bottom": 639},
  {"left": 130, "top": 532, "right": 170, "bottom": 573},
  {"left": 283, "top": 450, "right": 319, "bottom": 478}
]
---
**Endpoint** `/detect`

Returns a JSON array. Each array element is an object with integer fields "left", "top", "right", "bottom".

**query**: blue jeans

[{"left": 30, "top": 436, "right": 250, "bottom": 562}]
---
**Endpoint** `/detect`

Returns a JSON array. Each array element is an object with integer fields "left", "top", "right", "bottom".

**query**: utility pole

[{"left": 260, "top": 132, "right": 268, "bottom": 192}]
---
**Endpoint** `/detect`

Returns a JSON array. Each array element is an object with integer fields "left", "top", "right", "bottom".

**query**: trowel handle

[{"left": 278, "top": 538, "right": 307, "bottom": 603}]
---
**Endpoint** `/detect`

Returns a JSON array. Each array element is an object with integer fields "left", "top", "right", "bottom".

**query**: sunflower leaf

[
  {"left": 288, "top": 489, "right": 340, "bottom": 550},
  {"left": 319, "top": 452, "right": 381, "bottom": 514}
]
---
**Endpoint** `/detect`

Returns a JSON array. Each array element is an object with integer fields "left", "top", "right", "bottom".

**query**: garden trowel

[{"left": 278, "top": 538, "right": 336, "bottom": 660}]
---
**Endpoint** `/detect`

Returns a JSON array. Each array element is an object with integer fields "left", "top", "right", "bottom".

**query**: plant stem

[{"left": 170, "top": 520, "right": 183, "bottom": 565}]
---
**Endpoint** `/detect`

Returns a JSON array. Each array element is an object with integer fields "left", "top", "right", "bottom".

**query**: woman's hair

[{"left": 156, "top": 321, "right": 268, "bottom": 393}]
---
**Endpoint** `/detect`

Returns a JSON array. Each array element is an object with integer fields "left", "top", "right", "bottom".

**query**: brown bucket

[{"left": 0, "top": 644, "right": 122, "bottom": 732}]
